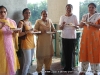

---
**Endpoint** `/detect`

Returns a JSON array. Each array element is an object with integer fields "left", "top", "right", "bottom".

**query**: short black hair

[
  {"left": 88, "top": 3, "right": 96, "bottom": 8},
  {"left": 66, "top": 4, "right": 73, "bottom": 9},
  {"left": 41, "top": 10, "right": 47, "bottom": 15},
  {"left": 0, "top": 5, "right": 7, "bottom": 11},
  {"left": 22, "top": 8, "right": 29, "bottom": 14}
]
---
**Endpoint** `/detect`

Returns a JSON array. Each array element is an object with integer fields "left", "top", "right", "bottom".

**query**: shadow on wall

[{"left": 12, "top": 10, "right": 22, "bottom": 24}]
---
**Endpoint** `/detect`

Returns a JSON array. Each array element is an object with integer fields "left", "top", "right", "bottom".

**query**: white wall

[{"left": 68, "top": 0, "right": 80, "bottom": 22}]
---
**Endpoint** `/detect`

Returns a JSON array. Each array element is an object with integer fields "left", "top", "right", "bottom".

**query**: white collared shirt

[{"left": 59, "top": 15, "right": 78, "bottom": 39}]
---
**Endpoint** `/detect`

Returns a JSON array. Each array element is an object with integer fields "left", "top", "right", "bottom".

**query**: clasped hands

[
  {"left": 62, "top": 22, "right": 78, "bottom": 29},
  {"left": 83, "top": 22, "right": 95, "bottom": 26}
]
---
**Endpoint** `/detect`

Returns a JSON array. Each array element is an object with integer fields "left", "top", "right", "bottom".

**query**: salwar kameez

[
  {"left": 34, "top": 19, "right": 55, "bottom": 72},
  {"left": 79, "top": 13, "right": 100, "bottom": 73}
]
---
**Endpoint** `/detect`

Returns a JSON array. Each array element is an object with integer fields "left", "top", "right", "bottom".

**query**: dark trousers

[{"left": 62, "top": 38, "right": 75, "bottom": 71}]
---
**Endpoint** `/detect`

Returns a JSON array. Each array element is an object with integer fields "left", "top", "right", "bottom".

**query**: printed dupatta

[{"left": 82, "top": 13, "right": 100, "bottom": 23}]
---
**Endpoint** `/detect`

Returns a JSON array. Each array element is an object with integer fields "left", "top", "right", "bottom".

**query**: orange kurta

[{"left": 79, "top": 19, "right": 100, "bottom": 63}]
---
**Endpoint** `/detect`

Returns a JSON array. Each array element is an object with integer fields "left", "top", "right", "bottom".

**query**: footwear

[
  {"left": 27, "top": 73, "right": 33, "bottom": 75},
  {"left": 38, "top": 72, "right": 42, "bottom": 75},
  {"left": 45, "top": 70, "right": 53, "bottom": 74},
  {"left": 61, "top": 68, "right": 64, "bottom": 71},
  {"left": 94, "top": 73, "right": 98, "bottom": 75},
  {"left": 63, "top": 67, "right": 73, "bottom": 71},
  {"left": 67, "top": 71, "right": 74, "bottom": 74},
  {"left": 79, "top": 72, "right": 85, "bottom": 75}
]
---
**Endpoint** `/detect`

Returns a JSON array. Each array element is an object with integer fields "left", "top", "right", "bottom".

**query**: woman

[
  {"left": 79, "top": 3, "right": 100, "bottom": 75},
  {"left": 0, "top": 6, "right": 19, "bottom": 75},
  {"left": 59, "top": 4, "right": 78, "bottom": 72},
  {"left": 34, "top": 10, "right": 55, "bottom": 75},
  {"left": 18, "top": 8, "right": 35, "bottom": 75}
]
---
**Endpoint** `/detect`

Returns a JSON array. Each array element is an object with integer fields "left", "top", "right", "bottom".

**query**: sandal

[
  {"left": 94, "top": 73, "right": 98, "bottom": 75},
  {"left": 38, "top": 72, "right": 42, "bottom": 75},
  {"left": 79, "top": 72, "right": 85, "bottom": 75}
]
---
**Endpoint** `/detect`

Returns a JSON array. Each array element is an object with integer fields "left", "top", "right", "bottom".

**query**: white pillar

[
  {"left": 47, "top": 0, "right": 68, "bottom": 24},
  {"left": 47, "top": 0, "right": 68, "bottom": 56}
]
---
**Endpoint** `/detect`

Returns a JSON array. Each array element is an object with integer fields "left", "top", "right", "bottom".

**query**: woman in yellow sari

[
  {"left": 79, "top": 3, "right": 100, "bottom": 75},
  {"left": 0, "top": 6, "right": 19, "bottom": 75}
]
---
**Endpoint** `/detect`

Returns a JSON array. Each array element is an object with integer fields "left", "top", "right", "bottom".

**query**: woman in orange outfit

[{"left": 79, "top": 3, "right": 100, "bottom": 75}]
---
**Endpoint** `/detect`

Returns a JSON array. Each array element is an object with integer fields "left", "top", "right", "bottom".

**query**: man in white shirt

[{"left": 59, "top": 4, "right": 78, "bottom": 72}]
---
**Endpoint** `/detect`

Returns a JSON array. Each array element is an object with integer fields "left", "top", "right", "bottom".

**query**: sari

[{"left": 0, "top": 18, "right": 19, "bottom": 75}]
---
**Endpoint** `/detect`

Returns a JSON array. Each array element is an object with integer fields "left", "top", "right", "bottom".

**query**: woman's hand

[
  {"left": 0, "top": 22, "right": 7, "bottom": 28},
  {"left": 13, "top": 30, "right": 19, "bottom": 33},
  {"left": 53, "top": 30, "right": 57, "bottom": 32},
  {"left": 33, "top": 29, "right": 38, "bottom": 32},
  {"left": 73, "top": 25, "right": 80, "bottom": 29},
  {"left": 88, "top": 22, "right": 95, "bottom": 26},
  {"left": 25, "top": 30, "right": 32, "bottom": 34},
  {"left": 88, "top": 22, "right": 100, "bottom": 28},
  {"left": 78, "top": 22, "right": 85, "bottom": 28}
]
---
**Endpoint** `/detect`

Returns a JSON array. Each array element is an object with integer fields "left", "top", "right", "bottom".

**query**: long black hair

[
  {"left": 22, "top": 8, "right": 30, "bottom": 14},
  {"left": 88, "top": 3, "right": 96, "bottom": 8},
  {"left": 0, "top": 5, "right": 7, "bottom": 11}
]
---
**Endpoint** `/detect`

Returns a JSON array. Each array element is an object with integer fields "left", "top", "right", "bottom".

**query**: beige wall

[{"left": 47, "top": 0, "right": 68, "bottom": 24}]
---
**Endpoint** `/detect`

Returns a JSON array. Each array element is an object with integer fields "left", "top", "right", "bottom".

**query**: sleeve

[
  {"left": 59, "top": 16, "right": 63, "bottom": 26},
  {"left": 50, "top": 19, "right": 55, "bottom": 31},
  {"left": 11, "top": 20, "right": 19, "bottom": 51},
  {"left": 74, "top": 15, "right": 78, "bottom": 26},
  {"left": 81, "top": 14, "right": 87, "bottom": 22},
  {"left": 12, "top": 20, "right": 17, "bottom": 28},
  {"left": 34, "top": 20, "right": 39, "bottom": 31},
  {"left": 96, "top": 18, "right": 100, "bottom": 24},
  {"left": 13, "top": 32, "right": 19, "bottom": 51},
  {"left": 8, "top": 18, "right": 17, "bottom": 28}
]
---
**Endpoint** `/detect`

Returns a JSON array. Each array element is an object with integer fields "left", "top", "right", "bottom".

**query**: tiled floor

[{"left": 17, "top": 57, "right": 100, "bottom": 75}]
